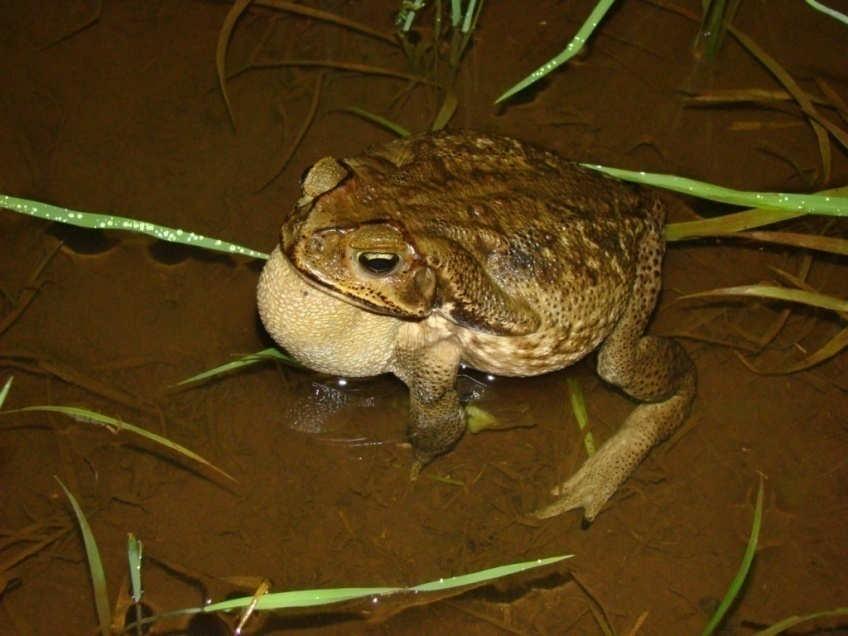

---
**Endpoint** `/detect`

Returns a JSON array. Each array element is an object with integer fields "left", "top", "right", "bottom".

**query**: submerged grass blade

[
  {"left": 250, "top": 59, "right": 433, "bottom": 85},
  {"left": 0, "top": 377, "right": 12, "bottom": 408},
  {"left": 176, "top": 348, "right": 301, "bottom": 387},
  {"left": 583, "top": 166, "right": 848, "bottom": 217},
  {"left": 702, "top": 476, "right": 764, "bottom": 635},
  {"left": 753, "top": 607, "right": 848, "bottom": 636},
  {"left": 55, "top": 477, "right": 111, "bottom": 636},
  {"left": 496, "top": 0, "right": 617, "bottom": 103},
  {"left": 739, "top": 325, "right": 848, "bottom": 375},
  {"left": 127, "top": 533, "right": 143, "bottom": 604},
  {"left": 0, "top": 194, "right": 268, "bottom": 259},
  {"left": 432, "top": 89, "right": 458, "bottom": 131},
  {"left": 727, "top": 26, "right": 833, "bottom": 182},
  {"left": 255, "top": 0, "right": 397, "bottom": 46},
  {"left": 567, "top": 378, "right": 596, "bottom": 456},
  {"left": 465, "top": 404, "right": 498, "bottom": 434},
  {"left": 683, "top": 285, "right": 848, "bottom": 314},
  {"left": 732, "top": 230, "right": 848, "bottom": 256},
  {"left": 3, "top": 406, "right": 236, "bottom": 483},
  {"left": 666, "top": 209, "right": 805, "bottom": 242},
  {"left": 216, "top": 0, "right": 252, "bottom": 129},
  {"left": 338, "top": 107, "right": 410, "bottom": 138}
]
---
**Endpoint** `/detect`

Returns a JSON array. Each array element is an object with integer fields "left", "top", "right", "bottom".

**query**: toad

[{"left": 257, "top": 131, "right": 696, "bottom": 521}]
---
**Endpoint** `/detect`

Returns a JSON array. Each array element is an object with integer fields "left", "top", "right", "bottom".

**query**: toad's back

[{"left": 330, "top": 132, "right": 666, "bottom": 374}]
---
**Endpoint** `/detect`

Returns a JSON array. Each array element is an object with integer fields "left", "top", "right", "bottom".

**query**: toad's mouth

[
  {"left": 281, "top": 221, "right": 436, "bottom": 321},
  {"left": 282, "top": 243, "right": 425, "bottom": 321}
]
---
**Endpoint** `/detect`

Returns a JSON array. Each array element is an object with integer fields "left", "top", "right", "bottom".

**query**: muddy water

[{"left": 1, "top": 1, "right": 846, "bottom": 634}]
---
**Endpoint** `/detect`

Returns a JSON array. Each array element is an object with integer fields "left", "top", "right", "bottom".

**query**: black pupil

[{"left": 359, "top": 253, "right": 399, "bottom": 274}]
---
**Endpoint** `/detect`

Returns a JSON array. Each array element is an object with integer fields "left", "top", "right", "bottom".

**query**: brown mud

[{"left": 1, "top": 1, "right": 846, "bottom": 634}]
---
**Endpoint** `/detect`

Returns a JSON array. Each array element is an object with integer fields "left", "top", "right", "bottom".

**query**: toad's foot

[
  {"left": 535, "top": 374, "right": 695, "bottom": 521},
  {"left": 534, "top": 419, "right": 650, "bottom": 521}
]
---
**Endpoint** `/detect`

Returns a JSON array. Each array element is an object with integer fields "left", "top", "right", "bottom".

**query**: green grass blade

[
  {"left": 195, "top": 555, "right": 570, "bottom": 612},
  {"left": 176, "top": 347, "right": 302, "bottom": 387},
  {"left": 337, "top": 107, "right": 410, "bottom": 137},
  {"left": 804, "top": 0, "right": 848, "bottom": 25},
  {"left": 567, "top": 378, "right": 596, "bottom": 456},
  {"left": 55, "top": 476, "right": 111, "bottom": 636},
  {"left": 666, "top": 209, "right": 805, "bottom": 242},
  {"left": 683, "top": 285, "right": 848, "bottom": 314},
  {"left": 431, "top": 89, "right": 458, "bottom": 131},
  {"left": 753, "top": 607, "right": 848, "bottom": 635},
  {"left": 583, "top": 166, "right": 848, "bottom": 217},
  {"left": 465, "top": 404, "right": 498, "bottom": 434},
  {"left": 702, "top": 476, "right": 764, "bottom": 635},
  {"left": 127, "top": 533, "right": 143, "bottom": 603},
  {"left": 204, "top": 586, "right": 401, "bottom": 612},
  {"left": 410, "top": 555, "right": 571, "bottom": 592},
  {"left": 4, "top": 406, "right": 237, "bottom": 483},
  {"left": 665, "top": 185, "right": 848, "bottom": 241},
  {"left": 0, "top": 194, "right": 268, "bottom": 259},
  {"left": 0, "top": 377, "right": 12, "bottom": 408},
  {"left": 495, "top": 0, "right": 616, "bottom": 103}
]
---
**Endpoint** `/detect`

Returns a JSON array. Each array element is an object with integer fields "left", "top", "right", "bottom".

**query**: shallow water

[{"left": 1, "top": 1, "right": 846, "bottom": 634}]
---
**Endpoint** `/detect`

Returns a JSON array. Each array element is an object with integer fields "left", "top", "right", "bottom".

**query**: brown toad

[{"left": 257, "top": 131, "right": 696, "bottom": 521}]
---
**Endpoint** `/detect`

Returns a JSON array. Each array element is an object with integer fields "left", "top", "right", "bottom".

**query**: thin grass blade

[
  {"left": 185, "top": 555, "right": 571, "bottom": 613},
  {"left": 176, "top": 348, "right": 301, "bottom": 387},
  {"left": 666, "top": 209, "right": 804, "bottom": 242},
  {"left": 0, "top": 194, "right": 268, "bottom": 259},
  {"left": 664, "top": 185, "right": 847, "bottom": 242},
  {"left": 431, "top": 89, "right": 458, "bottom": 131},
  {"left": 496, "top": 0, "right": 617, "bottom": 103},
  {"left": 250, "top": 59, "right": 433, "bottom": 85},
  {"left": 753, "top": 607, "right": 848, "bottom": 636},
  {"left": 55, "top": 477, "right": 112, "bottom": 636},
  {"left": 235, "top": 578, "right": 270, "bottom": 633},
  {"left": 216, "top": 0, "right": 253, "bottom": 129},
  {"left": 804, "top": 0, "right": 848, "bottom": 25},
  {"left": 338, "top": 107, "right": 410, "bottom": 137},
  {"left": 255, "top": 0, "right": 397, "bottom": 45},
  {"left": 682, "top": 285, "right": 848, "bottom": 314},
  {"left": 411, "top": 555, "right": 571, "bottom": 592},
  {"left": 4, "top": 406, "right": 236, "bottom": 483},
  {"left": 701, "top": 476, "right": 764, "bottom": 635},
  {"left": 567, "top": 378, "right": 596, "bottom": 456},
  {"left": 739, "top": 325, "right": 848, "bottom": 375},
  {"left": 0, "top": 377, "right": 12, "bottom": 409},
  {"left": 732, "top": 230, "right": 848, "bottom": 256},
  {"left": 583, "top": 166, "right": 848, "bottom": 217},
  {"left": 127, "top": 533, "right": 143, "bottom": 603},
  {"left": 205, "top": 586, "right": 400, "bottom": 612},
  {"left": 465, "top": 404, "right": 498, "bottom": 434}
]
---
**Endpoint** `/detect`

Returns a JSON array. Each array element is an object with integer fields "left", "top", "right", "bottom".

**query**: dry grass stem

[
  {"left": 0, "top": 350, "right": 160, "bottom": 416},
  {"left": 256, "top": 72, "right": 325, "bottom": 191}
]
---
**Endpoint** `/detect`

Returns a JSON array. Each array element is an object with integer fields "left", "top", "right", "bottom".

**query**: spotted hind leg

[{"left": 536, "top": 228, "right": 696, "bottom": 521}]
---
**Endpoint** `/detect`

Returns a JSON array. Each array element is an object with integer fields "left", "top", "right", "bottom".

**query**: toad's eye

[{"left": 357, "top": 252, "right": 400, "bottom": 276}]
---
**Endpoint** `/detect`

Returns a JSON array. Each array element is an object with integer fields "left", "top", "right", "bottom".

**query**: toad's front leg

[{"left": 391, "top": 331, "right": 466, "bottom": 475}]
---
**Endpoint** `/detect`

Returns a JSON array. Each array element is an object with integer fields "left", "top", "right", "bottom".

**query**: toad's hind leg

[{"left": 536, "top": 229, "right": 696, "bottom": 521}]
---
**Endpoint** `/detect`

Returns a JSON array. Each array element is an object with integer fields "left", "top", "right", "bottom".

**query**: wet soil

[{"left": 1, "top": 1, "right": 847, "bottom": 634}]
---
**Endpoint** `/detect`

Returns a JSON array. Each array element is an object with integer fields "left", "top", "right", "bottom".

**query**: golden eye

[{"left": 358, "top": 252, "right": 400, "bottom": 276}]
